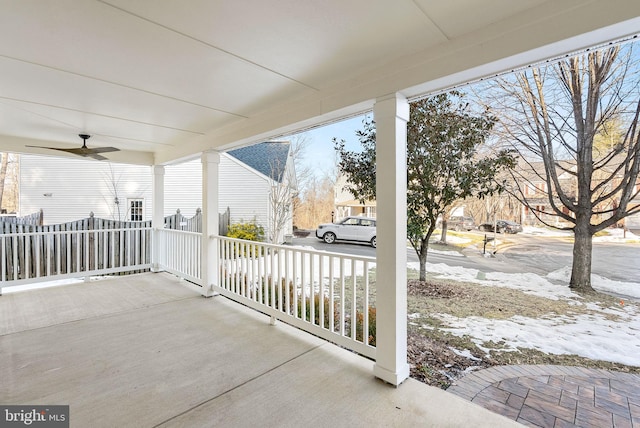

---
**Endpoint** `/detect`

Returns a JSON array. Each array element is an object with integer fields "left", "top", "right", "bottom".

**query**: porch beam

[
  {"left": 372, "top": 93, "right": 410, "bottom": 386},
  {"left": 151, "top": 165, "right": 165, "bottom": 272},
  {"left": 201, "top": 150, "right": 220, "bottom": 297}
]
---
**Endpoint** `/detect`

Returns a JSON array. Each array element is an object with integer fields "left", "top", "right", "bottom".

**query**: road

[
  {"left": 292, "top": 232, "right": 640, "bottom": 283},
  {"left": 497, "top": 235, "right": 640, "bottom": 284}
]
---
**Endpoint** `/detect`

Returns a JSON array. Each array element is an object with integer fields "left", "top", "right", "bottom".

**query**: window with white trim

[{"left": 129, "top": 199, "right": 144, "bottom": 222}]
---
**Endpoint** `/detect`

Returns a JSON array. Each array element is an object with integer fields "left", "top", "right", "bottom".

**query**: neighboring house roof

[{"left": 227, "top": 142, "right": 290, "bottom": 183}]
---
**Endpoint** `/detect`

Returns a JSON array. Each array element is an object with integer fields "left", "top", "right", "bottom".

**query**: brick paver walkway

[{"left": 447, "top": 365, "right": 640, "bottom": 427}]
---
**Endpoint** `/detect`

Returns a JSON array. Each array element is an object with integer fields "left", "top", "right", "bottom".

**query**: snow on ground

[
  {"left": 409, "top": 261, "right": 580, "bottom": 300},
  {"left": 412, "top": 259, "right": 640, "bottom": 367},
  {"left": 433, "top": 308, "right": 640, "bottom": 367},
  {"left": 547, "top": 266, "right": 640, "bottom": 298},
  {"left": 410, "top": 261, "right": 640, "bottom": 300},
  {"left": 521, "top": 225, "right": 640, "bottom": 243},
  {"left": 593, "top": 227, "right": 639, "bottom": 243},
  {"left": 521, "top": 226, "right": 572, "bottom": 237},
  {"left": 439, "top": 235, "right": 472, "bottom": 245}
]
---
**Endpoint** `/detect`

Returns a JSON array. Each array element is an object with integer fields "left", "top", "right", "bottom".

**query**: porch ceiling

[{"left": 0, "top": 1, "right": 638, "bottom": 165}]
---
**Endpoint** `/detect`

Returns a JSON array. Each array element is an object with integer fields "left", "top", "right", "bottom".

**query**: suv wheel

[
  {"left": 323, "top": 232, "right": 336, "bottom": 244},
  {"left": 370, "top": 236, "right": 377, "bottom": 248}
]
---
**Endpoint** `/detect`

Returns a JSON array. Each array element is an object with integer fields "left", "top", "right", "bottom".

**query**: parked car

[
  {"left": 315, "top": 216, "right": 377, "bottom": 247},
  {"left": 478, "top": 220, "right": 523, "bottom": 234},
  {"left": 447, "top": 216, "right": 476, "bottom": 231}
]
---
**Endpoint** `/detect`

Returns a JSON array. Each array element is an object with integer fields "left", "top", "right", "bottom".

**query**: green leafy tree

[{"left": 335, "top": 92, "right": 515, "bottom": 281}]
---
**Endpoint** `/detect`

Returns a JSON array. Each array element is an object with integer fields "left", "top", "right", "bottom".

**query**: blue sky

[{"left": 285, "top": 113, "right": 371, "bottom": 180}]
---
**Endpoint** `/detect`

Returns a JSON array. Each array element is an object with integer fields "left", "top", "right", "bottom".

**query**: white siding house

[{"left": 18, "top": 142, "right": 296, "bottom": 242}]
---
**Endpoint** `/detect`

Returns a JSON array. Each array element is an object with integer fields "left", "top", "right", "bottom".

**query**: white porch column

[
  {"left": 373, "top": 93, "right": 410, "bottom": 386},
  {"left": 201, "top": 150, "right": 220, "bottom": 297},
  {"left": 151, "top": 165, "right": 165, "bottom": 272}
]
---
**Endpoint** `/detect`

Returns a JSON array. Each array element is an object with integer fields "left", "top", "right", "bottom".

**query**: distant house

[
  {"left": 512, "top": 159, "right": 640, "bottom": 230},
  {"left": 334, "top": 175, "right": 376, "bottom": 221},
  {"left": 18, "top": 142, "right": 296, "bottom": 243}
]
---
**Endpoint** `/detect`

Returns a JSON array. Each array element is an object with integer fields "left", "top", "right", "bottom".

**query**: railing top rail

[
  {"left": 213, "top": 234, "right": 377, "bottom": 264},
  {"left": 0, "top": 226, "right": 152, "bottom": 237},
  {"left": 158, "top": 228, "right": 202, "bottom": 237}
]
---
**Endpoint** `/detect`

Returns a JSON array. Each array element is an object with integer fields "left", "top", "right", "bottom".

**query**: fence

[
  {"left": 162, "top": 207, "right": 230, "bottom": 235},
  {"left": 0, "top": 208, "right": 232, "bottom": 287},
  {"left": 1, "top": 214, "right": 151, "bottom": 286},
  {"left": 215, "top": 236, "right": 377, "bottom": 358},
  {"left": 0, "top": 210, "right": 43, "bottom": 226}
]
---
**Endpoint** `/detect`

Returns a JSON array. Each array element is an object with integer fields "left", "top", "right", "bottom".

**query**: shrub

[
  {"left": 227, "top": 220, "right": 265, "bottom": 242},
  {"left": 344, "top": 306, "right": 377, "bottom": 346}
]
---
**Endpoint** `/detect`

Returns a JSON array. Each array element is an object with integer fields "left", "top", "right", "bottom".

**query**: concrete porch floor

[{"left": 0, "top": 273, "right": 520, "bottom": 427}]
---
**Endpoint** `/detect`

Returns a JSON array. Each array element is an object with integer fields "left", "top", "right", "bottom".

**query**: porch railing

[
  {"left": 156, "top": 229, "right": 202, "bottom": 286},
  {"left": 1, "top": 226, "right": 152, "bottom": 288},
  {"left": 214, "top": 236, "right": 377, "bottom": 358},
  {"left": 1, "top": 225, "right": 377, "bottom": 359}
]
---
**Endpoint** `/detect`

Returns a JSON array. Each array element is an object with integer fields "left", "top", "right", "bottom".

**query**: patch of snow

[
  {"left": 449, "top": 347, "right": 481, "bottom": 361},
  {"left": 522, "top": 226, "right": 572, "bottom": 237},
  {"left": 409, "top": 261, "right": 640, "bottom": 301},
  {"left": 433, "top": 310, "right": 640, "bottom": 367},
  {"left": 439, "top": 235, "right": 472, "bottom": 245},
  {"left": 593, "top": 228, "right": 639, "bottom": 243},
  {"left": 547, "top": 266, "right": 640, "bottom": 299},
  {"left": 407, "top": 262, "right": 579, "bottom": 300}
]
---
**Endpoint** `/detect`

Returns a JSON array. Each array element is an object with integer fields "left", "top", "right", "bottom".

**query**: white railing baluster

[
  {"left": 319, "top": 253, "right": 325, "bottom": 328},
  {"left": 329, "top": 256, "right": 335, "bottom": 333},
  {"left": 351, "top": 266, "right": 357, "bottom": 341},
  {"left": 339, "top": 258, "right": 345, "bottom": 336},
  {"left": 364, "top": 260, "right": 370, "bottom": 346},
  {"left": 211, "top": 236, "right": 376, "bottom": 359},
  {"left": 1, "top": 236, "right": 5, "bottom": 282}
]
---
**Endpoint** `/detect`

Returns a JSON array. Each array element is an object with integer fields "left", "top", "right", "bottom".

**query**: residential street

[{"left": 292, "top": 232, "right": 640, "bottom": 284}]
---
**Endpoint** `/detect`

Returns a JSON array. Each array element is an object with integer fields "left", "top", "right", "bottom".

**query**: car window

[
  {"left": 342, "top": 218, "right": 359, "bottom": 225},
  {"left": 360, "top": 219, "right": 375, "bottom": 227}
]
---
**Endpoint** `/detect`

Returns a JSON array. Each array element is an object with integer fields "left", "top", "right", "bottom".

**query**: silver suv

[{"left": 315, "top": 216, "right": 377, "bottom": 247}]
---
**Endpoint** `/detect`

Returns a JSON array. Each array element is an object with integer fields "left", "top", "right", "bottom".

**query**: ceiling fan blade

[
  {"left": 25, "top": 144, "right": 118, "bottom": 160},
  {"left": 26, "top": 145, "right": 82, "bottom": 154},
  {"left": 84, "top": 146, "right": 120, "bottom": 154},
  {"left": 86, "top": 153, "right": 108, "bottom": 161}
]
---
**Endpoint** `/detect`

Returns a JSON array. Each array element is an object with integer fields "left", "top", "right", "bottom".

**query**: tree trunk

[
  {"left": 418, "top": 235, "right": 430, "bottom": 281},
  {"left": 439, "top": 220, "right": 448, "bottom": 244},
  {"left": 570, "top": 214, "right": 594, "bottom": 292},
  {"left": 0, "top": 153, "right": 8, "bottom": 211}
]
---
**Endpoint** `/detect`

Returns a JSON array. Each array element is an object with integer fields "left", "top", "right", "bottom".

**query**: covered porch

[
  {"left": 0, "top": 272, "right": 517, "bottom": 427},
  {"left": 2, "top": 2, "right": 640, "bottom": 425}
]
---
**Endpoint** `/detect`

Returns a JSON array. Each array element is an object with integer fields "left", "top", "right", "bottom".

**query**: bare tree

[
  {"left": 267, "top": 144, "right": 298, "bottom": 244},
  {"left": 268, "top": 176, "right": 294, "bottom": 244},
  {"left": 103, "top": 163, "right": 127, "bottom": 221},
  {"left": 0, "top": 153, "right": 9, "bottom": 212},
  {"left": 491, "top": 44, "right": 640, "bottom": 292},
  {"left": 0, "top": 152, "right": 19, "bottom": 213},
  {"left": 293, "top": 175, "right": 335, "bottom": 229}
]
